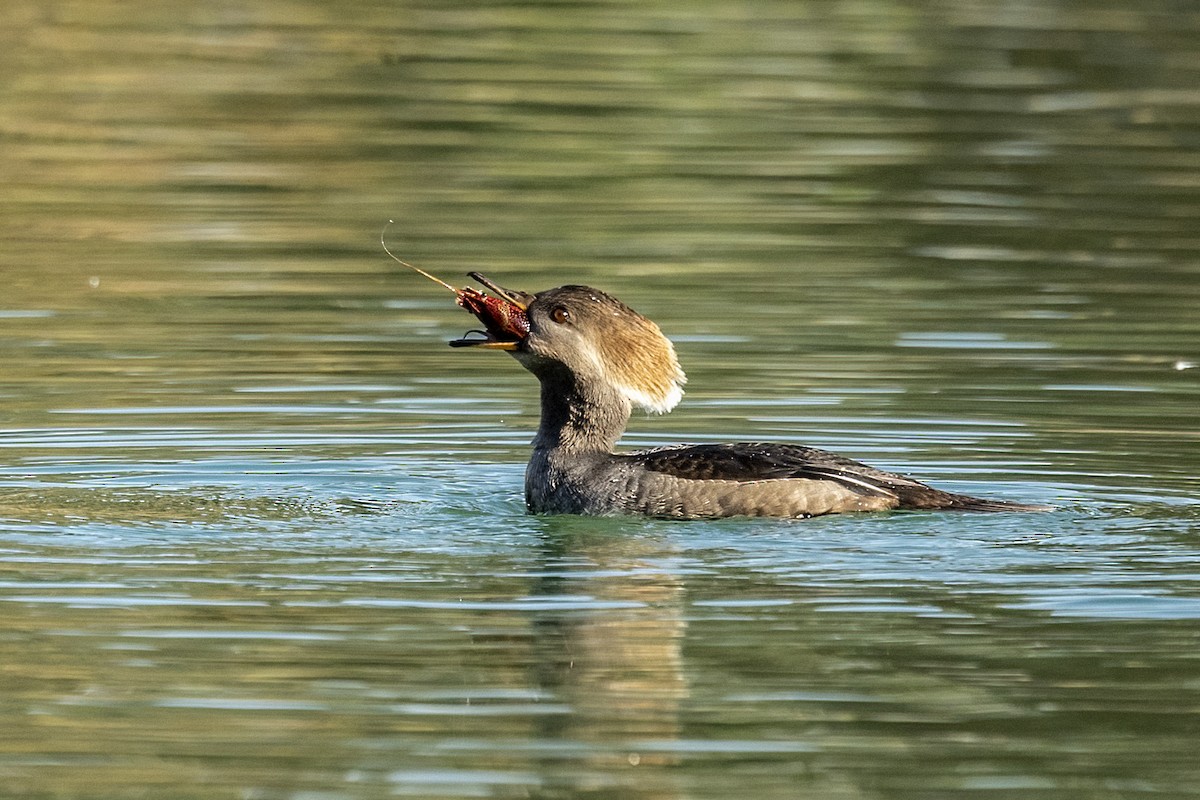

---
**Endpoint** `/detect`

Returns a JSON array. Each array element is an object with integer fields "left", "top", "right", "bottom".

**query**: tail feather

[{"left": 893, "top": 485, "right": 1052, "bottom": 513}]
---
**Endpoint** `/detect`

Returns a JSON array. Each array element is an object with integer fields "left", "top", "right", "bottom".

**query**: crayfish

[{"left": 383, "top": 222, "right": 529, "bottom": 349}]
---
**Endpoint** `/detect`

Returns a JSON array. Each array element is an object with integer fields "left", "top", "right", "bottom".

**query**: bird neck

[{"left": 532, "top": 366, "right": 631, "bottom": 455}]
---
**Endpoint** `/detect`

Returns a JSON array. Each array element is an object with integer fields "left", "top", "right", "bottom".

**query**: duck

[{"left": 443, "top": 271, "right": 1048, "bottom": 519}]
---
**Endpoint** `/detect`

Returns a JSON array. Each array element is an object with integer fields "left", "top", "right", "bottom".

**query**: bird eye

[{"left": 550, "top": 306, "right": 571, "bottom": 324}]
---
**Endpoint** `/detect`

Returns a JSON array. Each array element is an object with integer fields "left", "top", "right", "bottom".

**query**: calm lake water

[{"left": 2, "top": 1, "right": 1199, "bottom": 798}]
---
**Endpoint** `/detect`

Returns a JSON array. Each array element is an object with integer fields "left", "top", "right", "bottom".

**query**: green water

[{"left": 2, "top": 1, "right": 1199, "bottom": 798}]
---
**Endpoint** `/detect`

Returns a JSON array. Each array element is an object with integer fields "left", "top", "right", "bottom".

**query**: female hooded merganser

[{"left": 438, "top": 271, "right": 1047, "bottom": 519}]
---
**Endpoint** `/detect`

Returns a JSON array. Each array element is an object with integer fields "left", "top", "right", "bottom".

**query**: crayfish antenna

[{"left": 381, "top": 220, "right": 460, "bottom": 294}]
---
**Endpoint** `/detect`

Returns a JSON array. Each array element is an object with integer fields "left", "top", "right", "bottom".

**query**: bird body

[{"left": 443, "top": 276, "right": 1047, "bottom": 519}]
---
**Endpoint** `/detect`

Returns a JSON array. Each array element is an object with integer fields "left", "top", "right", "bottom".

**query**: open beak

[
  {"left": 467, "top": 272, "right": 534, "bottom": 311},
  {"left": 447, "top": 273, "right": 532, "bottom": 350}
]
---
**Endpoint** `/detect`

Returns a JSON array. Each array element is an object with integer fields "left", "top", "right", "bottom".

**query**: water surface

[{"left": 1, "top": 1, "right": 1199, "bottom": 798}]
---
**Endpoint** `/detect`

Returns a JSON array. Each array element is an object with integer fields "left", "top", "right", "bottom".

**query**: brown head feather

[{"left": 525, "top": 286, "right": 686, "bottom": 414}]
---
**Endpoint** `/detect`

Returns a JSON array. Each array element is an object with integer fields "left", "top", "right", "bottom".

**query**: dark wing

[
  {"left": 628, "top": 442, "right": 906, "bottom": 497},
  {"left": 627, "top": 442, "right": 1043, "bottom": 511}
]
